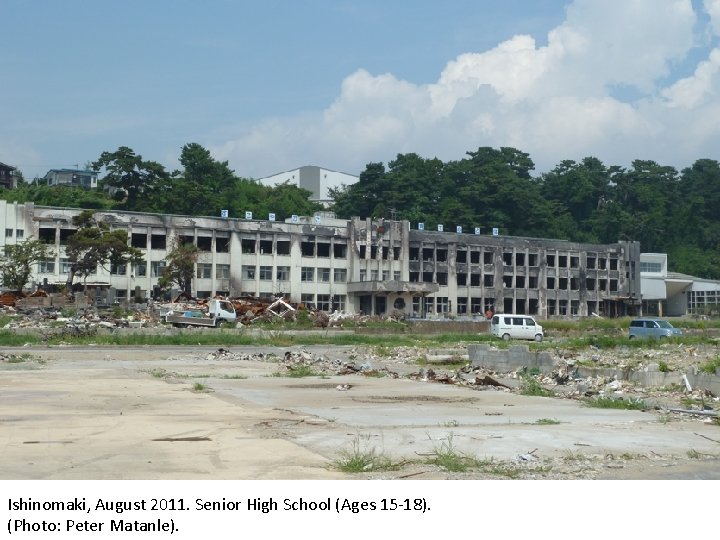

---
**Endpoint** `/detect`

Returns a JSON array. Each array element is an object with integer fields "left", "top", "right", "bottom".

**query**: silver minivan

[
  {"left": 490, "top": 314, "right": 544, "bottom": 342},
  {"left": 628, "top": 318, "right": 682, "bottom": 339}
]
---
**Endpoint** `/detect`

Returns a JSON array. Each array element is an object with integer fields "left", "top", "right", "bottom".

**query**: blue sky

[{"left": 3, "top": 0, "right": 720, "bottom": 180}]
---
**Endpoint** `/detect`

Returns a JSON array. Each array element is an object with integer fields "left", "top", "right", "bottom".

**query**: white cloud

[
  {"left": 705, "top": 0, "right": 720, "bottom": 35},
  {"left": 213, "top": 0, "right": 719, "bottom": 177}
]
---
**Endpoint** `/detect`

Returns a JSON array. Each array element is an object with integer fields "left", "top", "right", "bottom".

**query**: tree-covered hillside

[{"left": 331, "top": 148, "right": 720, "bottom": 279}]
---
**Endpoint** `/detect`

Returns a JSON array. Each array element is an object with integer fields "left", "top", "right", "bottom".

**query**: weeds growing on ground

[
  {"left": 192, "top": 382, "right": 208, "bottom": 392},
  {"left": 430, "top": 433, "right": 477, "bottom": 472},
  {"left": 272, "top": 365, "right": 322, "bottom": 378},
  {"left": 519, "top": 376, "right": 555, "bottom": 397},
  {"left": 583, "top": 396, "right": 648, "bottom": 410},
  {"left": 535, "top": 418, "right": 561, "bottom": 425},
  {"left": 334, "top": 434, "right": 395, "bottom": 472},
  {"left": 699, "top": 356, "right": 720, "bottom": 374}
]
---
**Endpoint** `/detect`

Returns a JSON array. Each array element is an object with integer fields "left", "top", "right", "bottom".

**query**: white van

[{"left": 490, "top": 314, "right": 544, "bottom": 342}]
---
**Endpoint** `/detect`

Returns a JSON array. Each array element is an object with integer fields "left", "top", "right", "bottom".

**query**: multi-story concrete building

[
  {"left": 0, "top": 162, "right": 18, "bottom": 190},
  {"left": 0, "top": 200, "right": 641, "bottom": 317},
  {"left": 256, "top": 165, "right": 359, "bottom": 206},
  {"left": 43, "top": 169, "right": 98, "bottom": 189}
]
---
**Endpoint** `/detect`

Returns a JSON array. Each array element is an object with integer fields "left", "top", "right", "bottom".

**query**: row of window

[
  {"left": 359, "top": 269, "right": 402, "bottom": 281},
  {"left": 409, "top": 247, "right": 620, "bottom": 270},
  {"left": 299, "top": 294, "right": 346, "bottom": 311},
  {"left": 38, "top": 259, "right": 168, "bottom": 277},
  {"left": 5, "top": 229, "right": 24, "bottom": 238},
  {"left": 407, "top": 271, "right": 619, "bottom": 291}
]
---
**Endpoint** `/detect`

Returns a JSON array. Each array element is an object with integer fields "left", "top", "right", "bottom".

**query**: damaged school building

[{"left": 1, "top": 200, "right": 643, "bottom": 318}]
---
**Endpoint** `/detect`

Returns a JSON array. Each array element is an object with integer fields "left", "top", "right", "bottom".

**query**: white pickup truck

[{"left": 163, "top": 299, "right": 237, "bottom": 327}]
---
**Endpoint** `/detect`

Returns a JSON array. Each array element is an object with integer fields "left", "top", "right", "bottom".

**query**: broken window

[
  {"left": 528, "top": 253, "right": 538, "bottom": 267},
  {"left": 558, "top": 255, "right": 568, "bottom": 267},
  {"left": 301, "top": 241, "right": 315, "bottom": 257},
  {"left": 151, "top": 234, "right": 166, "bottom": 250},
  {"left": 483, "top": 274, "right": 494, "bottom": 287},
  {"left": 39, "top": 228, "right": 56, "bottom": 244},
  {"left": 334, "top": 243, "right": 347, "bottom": 258},
  {"left": 409, "top": 272, "right": 419, "bottom": 282},
  {"left": 276, "top": 241, "right": 290, "bottom": 255},
  {"left": 528, "top": 276, "right": 538, "bottom": 288},
  {"left": 559, "top": 299, "right": 568, "bottom": 315},
  {"left": 503, "top": 275, "right": 513, "bottom": 287},
  {"left": 470, "top": 251, "right": 480, "bottom": 264},
  {"left": 599, "top": 279, "right": 607, "bottom": 291},
  {"left": 131, "top": 232, "right": 147, "bottom": 249},
  {"left": 410, "top": 247, "right": 420, "bottom": 261},
  {"left": 456, "top": 250, "right": 467, "bottom": 263},
  {"left": 178, "top": 235, "right": 194, "bottom": 247},
  {"left": 610, "top": 258, "right": 618, "bottom": 270},
  {"left": 570, "top": 256, "right": 579, "bottom": 268},
  {"left": 457, "top": 297, "right": 468, "bottom": 314},
  {"left": 503, "top": 252, "right": 513, "bottom": 266},
  {"left": 437, "top": 272, "right": 448, "bottom": 285},
  {"left": 586, "top": 278, "right": 596, "bottom": 290},
  {"left": 259, "top": 240, "right": 273, "bottom": 254},
  {"left": 587, "top": 256, "right": 596, "bottom": 269},
  {"left": 359, "top": 245, "right": 366, "bottom": 259},
  {"left": 610, "top": 279, "right": 618, "bottom": 292},
  {"left": 370, "top": 246, "right": 377, "bottom": 259},
  {"left": 515, "top": 253, "right": 525, "bottom": 266},
  {"left": 242, "top": 265, "right": 256, "bottom": 280},
  {"left": 422, "top": 272, "right": 433, "bottom": 283},
  {"left": 547, "top": 277, "right": 555, "bottom": 289},
  {"left": 483, "top": 251, "right": 493, "bottom": 264},
  {"left": 457, "top": 273, "right": 467, "bottom": 286},
  {"left": 197, "top": 236, "right": 212, "bottom": 252},
  {"left": 546, "top": 254, "right": 555, "bottom": 266},
  {"left": 59, "top": 229, "right": 74, "bottom": 245},
  {"left": 423, "top": 248, "right": 434, "bottom": 262},
  {"left": 559, "top": 277, "right": 568, "bottom": 290},
  {"left": 436, "top": 249, "right": 447, "bottom": 262},
  {"left": 393, "top": 246, "right": 400, "bottom": 260},
  {"left": 242, "top": 239, "right": 256, "bottom": 254},
  {"left": 471, "top": 297, "right": 482, "bottom": 314},
  {"left": 276, "top": 266, "right": 290, "bottom": 281},
  {"left": 516, "top": 276, "right": 526, "bottom": 288},
  {"left": 215, "top": 237, "right": 229, "bottom": 253},
  {"left": 598, "top": 258, "right": 607, "bottom": 270},
  {"left": 317, "top": 242, "right": 330, "bottom": 257},
  {"left": 471, "top": 274, "right": 481, "bottom": 286},
  {"left": 571, "top": 277, "right": 579, "bottom": 290}
]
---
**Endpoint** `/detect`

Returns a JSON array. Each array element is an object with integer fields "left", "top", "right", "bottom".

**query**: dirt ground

[{"left": 1, "top": 344, "right": 719, "bottom": 480}]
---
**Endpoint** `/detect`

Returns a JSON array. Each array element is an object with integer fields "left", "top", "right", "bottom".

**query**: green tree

[
  {"left": 157, "top": 239, "right": 199, "bottom": 298},
  {"left": 0, "top": 239, "right": 53, "bottom": 292},
  {"left": 64, "top": 210, "right": 143, "bottom": 289},
  {"left": 92, "top": 147, "right": 169, "bottom": 211}
]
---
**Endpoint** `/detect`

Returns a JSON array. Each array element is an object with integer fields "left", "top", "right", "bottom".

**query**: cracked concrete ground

[{"left": 1, "top": 345, "right": 719, "bottom": 480}]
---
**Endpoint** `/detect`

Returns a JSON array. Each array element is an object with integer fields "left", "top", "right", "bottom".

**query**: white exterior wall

[{"left": 256, "top": 165, "right": 358, "bottom": 204}]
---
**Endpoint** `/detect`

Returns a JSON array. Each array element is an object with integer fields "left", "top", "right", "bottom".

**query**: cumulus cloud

[{"left": 213, "top": 0, "right": 720, "bottom": 177}]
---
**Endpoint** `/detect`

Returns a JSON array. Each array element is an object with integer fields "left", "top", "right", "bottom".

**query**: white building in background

[
  {"left": 256, "top": 165, "right": 358, "bottom": 205},
  {"left": 640, "top": 253, "right": 720, "bottom": 316},
  {"left": 43, "top": 168, "right": 98, "bottom": 189}
]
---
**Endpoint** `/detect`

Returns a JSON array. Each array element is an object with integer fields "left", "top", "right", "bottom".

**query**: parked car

[
  {"left": 628, "top": 318, "right": 682, "bottom": 339},
  {"left": 490, "top": 314, "right": 544, "bottom": 342}
]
